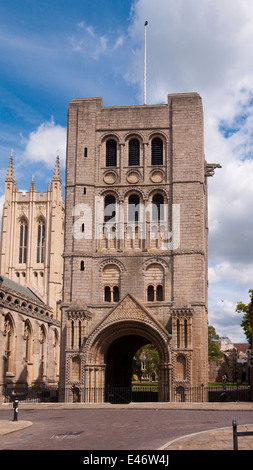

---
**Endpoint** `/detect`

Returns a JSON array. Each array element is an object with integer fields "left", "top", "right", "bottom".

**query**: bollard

[
  {"left": 13, "top": 399, "right": 19, "bottom": 422},
  {"left": 232, "top": 420, "right": 238, "bottom": 450}
]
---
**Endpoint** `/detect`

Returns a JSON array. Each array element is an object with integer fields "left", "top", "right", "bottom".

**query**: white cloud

[
  {"left": 126, "top": 0, "right": 253, "bottom": 341},
  {"left": 70, "top": 22, "right": 109, "bottom": 60},
  {"left": 113, "top": 35, "right": 124, "bottom": 50},
  {"left": 22, "top": 117, "right": 66, "bottom": 169}
]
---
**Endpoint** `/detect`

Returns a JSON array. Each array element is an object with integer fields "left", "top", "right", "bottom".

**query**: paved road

[{"left": 1, "top": 406, "right": 253, "bottom": 450}]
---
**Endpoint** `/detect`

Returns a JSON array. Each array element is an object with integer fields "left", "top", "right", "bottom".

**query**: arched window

[
  {"left": 156, "top": 285, "right": 163, "bottom": 301},
  {"left": 128, "top": 194, "right": 140, "bottom": 222},
  {"left": 80, "top": 260, "right": 85, "bottom": 271},
  {"left": 113, "top": 285, "right": 119, "bottom": 302},
  {"left": 152, "top": 194, "right": 164, "bottom": 221},
  {"left": 151, "top": 137, "right": 163, "bottom": 165},
  {"left": 19, "top": 218, "right": 28, "bottom": 263},
  {"left": 104, "top": 286, "right": 111, "bottom": 302},
  {"left": 106, "top": 139, "right": 117, "bottom": 166},
  {"left": 37, "top": 218, "right": 45, "bottom": 263},
  {"left": 104, "top": 195, "right": 116, "bottom": 223},
  {"left": 128, "top": 138, "right": 140, "bottom": 166},
  {"left": 147, "top": 285, "right": 154, "bottom": 301}
]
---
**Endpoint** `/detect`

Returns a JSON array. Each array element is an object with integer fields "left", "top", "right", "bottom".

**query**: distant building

[{"left": 208, "top": 336, "right": 250, "bottom": 383}]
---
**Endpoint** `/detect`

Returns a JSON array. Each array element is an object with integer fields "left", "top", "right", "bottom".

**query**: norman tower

[
  {"left": 60, "top": 93, "right": 219, "bottom": 402},
  {"left": 0, "top": 153, "right": 64, "bottom": 319}
]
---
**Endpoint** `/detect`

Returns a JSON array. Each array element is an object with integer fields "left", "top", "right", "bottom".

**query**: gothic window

[
  {"left": 152, "top": 194, "right": 164, "bottom": 221},
  {"left": 128, "top": 138, "right": 140, "bottom": 166},
  {"left": 37, "top": 218, "right": 45, "bottom": 263},
  {"left": 104, "top": 195, "right": 116, "bottom": 223},
  {"left": 106, "top": 139, "right": 117, "bottom": 166},
  {"left": 151, "top": 137, "right": 163, "bottom": 165},
  {"left": 19, "top": 218, "right": 28, "bottom": 263},
  {"left": 128, "top": 194, "right": 140, "bottom": 222}
]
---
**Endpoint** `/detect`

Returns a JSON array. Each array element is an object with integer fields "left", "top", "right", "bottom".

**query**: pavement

[{"left": 1, "top": 402, "right": 253, "bottom": 451}]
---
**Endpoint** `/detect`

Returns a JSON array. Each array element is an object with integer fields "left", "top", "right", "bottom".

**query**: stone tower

[
  {"left": 0, "top": 153, "right": 64, "bottom": 319},
  {"left": 60, "top": 93, "right": 220, "bottom": 403}
]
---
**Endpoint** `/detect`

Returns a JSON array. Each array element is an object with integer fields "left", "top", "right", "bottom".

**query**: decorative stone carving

[
  {"left": 103, "top": 170, "right": 118, "bottom": 185},
  {"left": 150, "top": 169, "right": 165, "bottom": 183},
  {"left": 126, "top": 170, "right": 141, "bottom": 184}
]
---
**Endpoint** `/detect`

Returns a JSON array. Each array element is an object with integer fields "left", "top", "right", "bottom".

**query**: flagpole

[{"left": 144, "top": 21, "right": 148, "bottom": 105}]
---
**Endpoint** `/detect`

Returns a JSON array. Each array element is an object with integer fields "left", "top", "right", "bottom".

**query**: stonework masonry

[{"left": 59, "top": 93, "right": 220, "bottom": 402}]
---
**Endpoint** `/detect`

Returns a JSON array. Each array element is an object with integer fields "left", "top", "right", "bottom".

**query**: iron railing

[{"left": 1, "top": 383, "right": 252, "bottom": 404}]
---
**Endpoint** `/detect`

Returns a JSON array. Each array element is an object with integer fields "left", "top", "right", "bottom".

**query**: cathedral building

[
  {"left": 59, "top": 93, "right": 220, "bottom": 403},
  {"left": 0, "top": 155, "right": 63, "bottom": 398},
  {"left": 0, "top": 153, "right": 64, "bottom": 318}
]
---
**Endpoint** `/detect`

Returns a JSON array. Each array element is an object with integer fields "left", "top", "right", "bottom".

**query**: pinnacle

[
  {"left": 5, "top": 149, "right": 15, "bottom": 182},
  {"left": 53, "top": 154, "right": 62, "bottom": 181}
]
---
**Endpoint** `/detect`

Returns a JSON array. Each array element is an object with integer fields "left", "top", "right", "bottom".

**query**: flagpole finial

[{"left": 144, "top": 21, "right": 148, "bottom": 105}]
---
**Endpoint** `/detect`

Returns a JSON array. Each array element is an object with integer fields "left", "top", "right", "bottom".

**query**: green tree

[
  {"left": 236, "top": 289, "right": 253, "bottom": 347},
  {"left": 132, "top": 344, "right": 159, "bottom": 380},
  {"left": 208, "top": 325, "right": 223, "bottom": 361}
]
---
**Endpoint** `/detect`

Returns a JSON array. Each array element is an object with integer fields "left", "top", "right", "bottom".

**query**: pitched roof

[{"left": 0, "top": 275, "right": 43, "bottom": 303}]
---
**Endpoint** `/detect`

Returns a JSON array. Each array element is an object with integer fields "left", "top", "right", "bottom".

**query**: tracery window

[
  {"left": 19, "top": 218, "right": 28, "bottom": 263},
  {"left": 37, "top": 218, "right": 45, "bottom": 263}
]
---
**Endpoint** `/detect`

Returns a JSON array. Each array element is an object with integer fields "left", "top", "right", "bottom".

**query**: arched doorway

[
  {"left": 84, "top": 315, "right": 171, "bottom": 403},
  {"left": 105, "top": 334, "right": 156, "bottom": 403}
]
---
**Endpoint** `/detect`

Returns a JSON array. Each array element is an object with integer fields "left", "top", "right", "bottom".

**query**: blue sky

[{"left": 1, "top": 0, "right": 253, "bottom": 342}]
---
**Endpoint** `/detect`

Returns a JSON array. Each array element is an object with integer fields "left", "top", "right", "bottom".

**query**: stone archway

[{"left": 82, "top": 295, "right": 172, "bottom": 403}]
